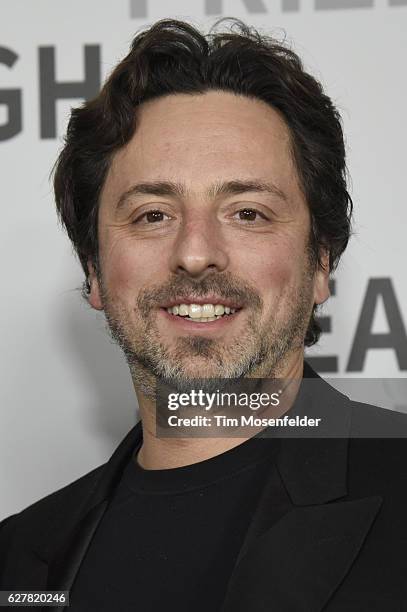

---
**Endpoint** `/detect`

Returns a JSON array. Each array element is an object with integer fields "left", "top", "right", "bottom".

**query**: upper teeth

[{"left": 166, "top": 304, "right": 236, "bottom": 318}]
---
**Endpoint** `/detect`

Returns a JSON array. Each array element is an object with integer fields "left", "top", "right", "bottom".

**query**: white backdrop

[{"left": 1, "top": 0, "right": 406, "bottom": 520}]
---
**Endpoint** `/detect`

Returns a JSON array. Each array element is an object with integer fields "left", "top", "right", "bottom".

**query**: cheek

[
  {"left": 102, "top": 236, "right": 169, "bottom": 296},
  {"left": 236, "top": 236, "right": 304, "bottom": 292},
  {"left": 259, "top": 258, "right": 296, "bottom": 296},
  {"left": 102, "top": 241, "right": 144, "bottom": 294}
]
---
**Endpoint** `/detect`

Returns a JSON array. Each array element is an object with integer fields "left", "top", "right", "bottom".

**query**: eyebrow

[{"left": 115, "top": 179, "right": 288, "bottom": 211}]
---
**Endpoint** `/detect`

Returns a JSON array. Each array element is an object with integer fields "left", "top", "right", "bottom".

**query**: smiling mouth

[{"left": 162, "top": 302, "right": 241, "bottom": 323}]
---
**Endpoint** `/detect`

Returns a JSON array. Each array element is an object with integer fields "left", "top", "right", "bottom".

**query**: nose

[{"left": 168, "top": 214, "right": 229, "bottom": 278}]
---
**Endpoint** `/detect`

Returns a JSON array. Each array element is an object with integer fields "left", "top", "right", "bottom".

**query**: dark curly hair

[{"left": 53, "top": 17, "right": 353, "bottom": 346}]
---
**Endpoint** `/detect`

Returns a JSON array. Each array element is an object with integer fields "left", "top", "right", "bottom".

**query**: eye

[
  {"left": 234, "top": 208, "right": 267, "bottom": 223},
  {"left": 133, "top": 210, "right": 171, "bottom": 224}
]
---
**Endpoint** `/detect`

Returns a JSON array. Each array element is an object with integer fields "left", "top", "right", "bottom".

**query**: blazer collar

[
  {"left": 221, "top": 363, "right": 382, "bottom": 611},
  {"left": 35, "top": 360, "right": 350, "bottom": 562},
  {"left": 34, "top": 361, "right": 367, "bottom": 610}
]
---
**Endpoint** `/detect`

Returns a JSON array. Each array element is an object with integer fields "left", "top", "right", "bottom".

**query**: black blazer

[{"left": 1, "top": 363, "right": 407, "bottom": 611}]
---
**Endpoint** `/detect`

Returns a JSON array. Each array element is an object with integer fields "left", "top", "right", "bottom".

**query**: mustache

[{"left": 137, "top": 272, "right": 263, "bottom": 316}]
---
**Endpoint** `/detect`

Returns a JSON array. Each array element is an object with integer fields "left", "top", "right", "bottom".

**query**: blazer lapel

[
  {"left": 222, "top": 364, "right": 383, "bottom": 611},
  {"left": 221, "top": 495, "right": 382, "bottom": 612}
]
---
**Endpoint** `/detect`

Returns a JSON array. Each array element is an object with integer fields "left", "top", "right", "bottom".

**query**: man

[{"left": 1, "top": 18, "right": 407, "bottom": 611}]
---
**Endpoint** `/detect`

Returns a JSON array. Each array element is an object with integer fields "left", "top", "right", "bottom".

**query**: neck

[{"left": 135, "top": 351, "right": 304, "bottom": 470}]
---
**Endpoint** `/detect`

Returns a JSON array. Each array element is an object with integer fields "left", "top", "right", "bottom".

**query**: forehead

[{"left": 101, "top": 90, "right": 301, "bottom": 205}]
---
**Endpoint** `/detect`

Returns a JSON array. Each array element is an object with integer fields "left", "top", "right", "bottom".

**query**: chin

[{"left": 177, "top": 362, "right": 226, "bottom": 381}]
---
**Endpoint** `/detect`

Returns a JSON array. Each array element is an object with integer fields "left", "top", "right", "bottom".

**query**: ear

[
  {"left": 86, "top": 260, "right": 104, "bottom": 311},
  {"left": 313, "top": 249, "right": 330, "bottom": 305}
]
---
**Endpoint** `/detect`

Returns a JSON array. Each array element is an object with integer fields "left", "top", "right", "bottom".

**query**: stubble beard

[{"left": 95, "top": 261, "right": 316, "bottom": 399}]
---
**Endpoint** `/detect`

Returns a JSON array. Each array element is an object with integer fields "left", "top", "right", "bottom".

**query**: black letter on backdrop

[
  {"left": 0, "top": 47, "right": 22, "bottom": 141},
  {"left": 315, "top": 0, "right": 373, "bottom": 9},
  {"left": 39, "top": 45, "right": 101, "bottom": 139},
  {"left": 347, "top": 278, "right": 407, "bottom": 371},
  {"left": 130, "top": 0, "right": 148, "bottom": 17},
  {"left": 205, "top": 0, "right": 268, "bottom": 14}
]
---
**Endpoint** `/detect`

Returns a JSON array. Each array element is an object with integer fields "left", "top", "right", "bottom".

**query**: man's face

[{"left": 88, "top": 91, "right": 329, "bottom": 394}]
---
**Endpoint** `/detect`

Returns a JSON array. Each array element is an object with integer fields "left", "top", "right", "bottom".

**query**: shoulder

[
  {"left": 0, "top": 463, "right": 105, "bottom": 541},
  {"left": 0, "top": 464, "right": 106, "bottom": 587},
  {"left": 349, "top": 398, "right": 407, "bottom": 437},
  {"left": 345, "top": 400, "right": 407, "bottom": 501},
  {"left": 0, "top": 422, "right": 142, "bottom": 554}
]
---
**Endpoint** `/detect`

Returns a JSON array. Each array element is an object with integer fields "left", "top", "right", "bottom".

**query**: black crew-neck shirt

[{"left": 70, "top": 434, "right": 284, "bottom": 612}]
